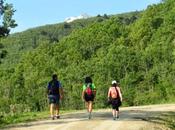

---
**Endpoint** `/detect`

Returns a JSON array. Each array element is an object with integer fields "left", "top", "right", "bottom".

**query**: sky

[{"left": 7, "top": 0, "right": 161, "bottom": 33}]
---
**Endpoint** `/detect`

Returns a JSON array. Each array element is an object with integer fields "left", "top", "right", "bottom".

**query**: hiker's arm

[
  {"left": 46, "top": 88, "right": 49, "bottom": 95},
  {"left": 92, "top": 84, "right": 96, "bottom": 97},
  {"left": 82, "top": 85, "right": 86, "bottom": 101},
  {"left": 107, "top": 88, "right": 111, "bottom": 100},
  {"left": 59, "top": 87, "right": 63, "bottom": 99},
  {"left": 118, "top": 87, "right": 123, "bottom": 102},
  {"left": 58, "top": 82, "right": 63, "bottom": 99},
  {"left": 82, "top": 90, "right": 85, "bottom": 101},
  {"left": 46, "top": 83, "right": 50, "bottom": 95},
  {"left": 93, "top": 90, "right": 96, "bottom": 97}
]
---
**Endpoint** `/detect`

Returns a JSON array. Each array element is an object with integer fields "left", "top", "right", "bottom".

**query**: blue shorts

[{"left": 48, "top": 95, "right": 60, "bottom": 105}]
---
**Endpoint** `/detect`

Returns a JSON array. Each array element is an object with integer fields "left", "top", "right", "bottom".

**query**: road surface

[{"left": 2, "top": 104, "right": 175, "bottom": 130}]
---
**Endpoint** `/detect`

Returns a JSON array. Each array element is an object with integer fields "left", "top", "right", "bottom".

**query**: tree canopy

[{"left": 0, "top": 0, "right": 17, "bottom": 37}]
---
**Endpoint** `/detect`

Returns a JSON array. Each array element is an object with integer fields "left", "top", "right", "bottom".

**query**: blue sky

[{"left": 7, "top": 0, "right": 161, "bottom": 33}]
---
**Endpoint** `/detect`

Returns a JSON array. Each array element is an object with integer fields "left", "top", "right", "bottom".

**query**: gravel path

[{"left": 2, "top": 104, "right": 175, "bottom": 130}]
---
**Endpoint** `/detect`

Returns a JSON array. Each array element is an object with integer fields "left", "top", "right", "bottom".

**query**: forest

[{"left": 0, "top": 0, "right": 175, "bottom": 117}]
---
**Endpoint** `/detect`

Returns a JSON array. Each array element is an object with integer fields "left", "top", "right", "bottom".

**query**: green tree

[{"left": 0, "top": 0, "right": 17, "bottom": 37}]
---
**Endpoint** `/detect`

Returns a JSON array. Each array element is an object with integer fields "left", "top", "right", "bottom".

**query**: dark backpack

[
  {"left": 49, "top": 80, "right": 60, "bottom": 95},
  {"left": 85, "top": 83, "right": 93, "bottom": 96}
]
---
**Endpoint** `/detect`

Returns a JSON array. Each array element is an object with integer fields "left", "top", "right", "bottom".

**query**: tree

[{"left": 0, "top": 0, "right": 17, "bottom": 37}]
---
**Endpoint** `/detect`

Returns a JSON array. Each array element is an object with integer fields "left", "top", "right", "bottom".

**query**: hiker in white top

[{"left": 108, "top": 80, "right": 122, "bottom": 120}]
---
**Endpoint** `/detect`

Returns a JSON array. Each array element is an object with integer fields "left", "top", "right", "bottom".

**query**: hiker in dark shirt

[{"left": 47, "top": 74, "right": 63, "bottom": 120}]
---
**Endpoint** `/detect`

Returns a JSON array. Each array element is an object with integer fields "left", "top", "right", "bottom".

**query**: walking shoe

[
  {"left": 116, "top": 116, "right": 119, "bottom": 120},
  {"left": 51, "top": 116, "right": 54, "bottom": 120},
  {"left": 88, "top": 113, "right": 92, "bottom": 120},
  {"left": 113, "top": 117, "right": 116, "bottom": 120},
  {"left": 56, "top": 115, "right": 60, "bottom": 119}
]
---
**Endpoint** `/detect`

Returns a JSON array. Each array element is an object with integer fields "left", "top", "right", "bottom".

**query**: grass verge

[
  {"left": 0, "top": 109, "right": 79, "bottom": 128},
  {"left": 140, "top": 112, "right": 175, "bottom": 130}
]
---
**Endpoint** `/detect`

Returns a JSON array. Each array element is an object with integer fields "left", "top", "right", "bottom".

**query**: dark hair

[
  {"left": 85, "top": 76, "right": 92, "bottom": 84},
  {"left": 52, "top": 74, "right": 57, "bottom": 80},
  {"left": 112, "top": 83, "right": 117, "bottom": 87}
]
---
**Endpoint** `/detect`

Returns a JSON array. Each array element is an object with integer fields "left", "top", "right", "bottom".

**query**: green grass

[
  {"left": 0, "top": 109, "right": 80, "bottom": 128},
  {"left": 0, "top": 111, "right": 47, "bottom": 128},
  {"left": 140, "top": 112, "right": 175, "bottom": 130},
  {"left": 161, "top": 112, "right": 175, "bottom": 130}
]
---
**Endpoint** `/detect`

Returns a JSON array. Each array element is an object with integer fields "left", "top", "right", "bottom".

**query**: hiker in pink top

[{"left": 108, "top": 80, "right": 122, "bottom": 120}]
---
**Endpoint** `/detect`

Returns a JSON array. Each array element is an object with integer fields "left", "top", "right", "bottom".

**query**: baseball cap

[{"left": 112, "top": 80, "right": 117, "bottom": 84}]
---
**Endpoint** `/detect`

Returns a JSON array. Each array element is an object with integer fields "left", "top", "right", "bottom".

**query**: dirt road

[{"left": 2, "top": 104, "right": 175, "bottom": 130}]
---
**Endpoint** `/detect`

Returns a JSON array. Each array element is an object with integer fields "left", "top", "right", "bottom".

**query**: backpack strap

[
  {"left": 114, "top": 87, "right": 120, "bottom": 99},
  {"left": 86, "top": 83, "right": 92, "bottom": 88}
]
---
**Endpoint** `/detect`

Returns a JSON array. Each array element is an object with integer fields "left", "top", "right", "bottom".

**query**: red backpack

[{"left": 85, "top": 84, "right": 93, "bottom": 96}]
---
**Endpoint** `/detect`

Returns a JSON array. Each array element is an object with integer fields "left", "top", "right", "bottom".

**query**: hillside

[
  {"left": 0, "top": 12, "right": 139, "bottom": 67},
  {"left": 0, "top": 16, "right": 109, "bottom": 67},
  {"left": 0, "top": 0, "right": 175, "bottom": 120}
]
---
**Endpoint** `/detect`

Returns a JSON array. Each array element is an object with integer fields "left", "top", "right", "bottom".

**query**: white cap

[{"left": 112, "top": 80, "right": 117, "bottom": 84}]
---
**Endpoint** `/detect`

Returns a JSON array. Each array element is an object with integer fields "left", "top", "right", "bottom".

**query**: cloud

[{"left": 65, "top": 13, "right": 91, "bottom": 23}]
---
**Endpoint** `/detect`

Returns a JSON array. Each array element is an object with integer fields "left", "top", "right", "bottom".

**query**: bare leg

[
  {"left": 112, "top": 109, "right": 116, "bottom": 120},
  {"left": 88, "top": 101, "right": 93, "bottom": 113},
  {"left": 50, "top": 103, "right": 55, "bottom": 119},
  {"left": 86, "top": 102, "right": 89, "bottom": 112},
  {"left": 116, "top": 106, "right": 120, "bottom": 118},
  {"left": 116, "top": 110, "right": 119, "bottom": 118},
  {"left": 55, "top": 104, "right": 60, "bottom": 118},
  {"left": 85, "top": 101, "right": 92, "bottom": 119}
]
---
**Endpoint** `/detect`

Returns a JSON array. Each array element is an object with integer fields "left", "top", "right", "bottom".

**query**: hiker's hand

[
  {"left": 60, "top": 95, "right": 63, "bottom": 99},
  {"left": 82, "top": 98, "right": 85, "bottom": 102}
]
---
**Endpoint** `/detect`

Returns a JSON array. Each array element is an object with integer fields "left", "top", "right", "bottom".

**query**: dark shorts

[
  {"left": 84, "top": 94, "right": 94, "bottom": 102},
  {"left": 48, "top": 95, "right": 60, "bottom": 105},
  {"left": 111, "top": 98, "right": 121, "bottom": 110}
]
